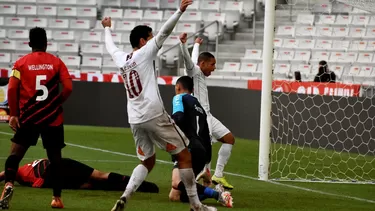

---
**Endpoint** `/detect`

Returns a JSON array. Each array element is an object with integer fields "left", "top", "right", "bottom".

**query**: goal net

[{"left": 266, "top": 0, "right": 375, "bottom": 184}]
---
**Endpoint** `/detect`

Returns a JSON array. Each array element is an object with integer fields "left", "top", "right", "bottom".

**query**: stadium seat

[
  {"left": 239, "top": 62, "right": 257, "bottom": 74},
  {"left": 296, "top": 14, "right": 314, "bottom": 25},
  {"left": 311, "top": 51, "right": 330, "bottom": 62},
  {"left": 59, "top": 55, "right": 80, "bottom": 70},
  {"left": 37, "top": 5, "right": 57, "bottom": 17},
  {"left": 331, "top": 27, "right": 349, "bottom": 38},
  {"left": 200, "top": 1, "right": 220, "bottom": 12},
  {"left": 176, "top": 22, "right": 197, "bottom": 34},
  {"left": 136, "top": 21, "right": 156, "bottom": 31},
  {"left": 7, "top": 29, "right": 28, "bottom": 39},
  {"left": 94, "top": 20, "right": 115, "bottom": 31},
  {"left": 332, "top": 1, "right": 352, "bottom": 13},
  {"left": 14, "top": 40, "right": 30, "bottom": 52},
  {"left": 277, "top": 25, "right": 294, "bottom": 37},
  {"left": 351, "top": 15, "right": 369, "bottom": 26},
  {"left": 141, "top": 0, "right": 160, "bottom": 9},
  {"left": 103, "top": 44, "right": 125, "bottom": 56},
  {"left": 204, "top": 12, "right": 225, "bottom": 41},
  {"left": 46, "top": 30, "right": 52, "bottom": 40},
  {"left": 17, "top": 5, "right": 37, "bottom": 16},
  {"left": 316, "top": 15, "right": 336, "bottom": 25},
  {"left": 329, "top": 64, "right": 344, "bottom": 79},
  {"left": 103, "top": 8, "right": 123, "bottom": 20},
  {"left": 37, "top": 0, "right": 57, "bottom": 5},
  {"left": 81, "top": 31, "right": 102, "bottom": 43},
  {"left": 53, "top": 30, "right": 75, "bottom": 41},
  {"left": 295, "top": 26, "right": 315, "bottom": 38},
  {"left": 124, "top": 9, "right": 143, "bottom": 20},
  {"left": 101, "top": 32, "right": 122, "bottom": 44},
  {"left": 366, "top": 40, "right": 375, "bottom": 50},
  {"left": 274, "top": 63, "right": 290, "bottom": 76},
  {"left": 48, "top": 18, "right": 69, "bottom": 29},
  {"left": 356, "top": 53, "right": 373, "bottom": 63},
  {"left": 81, "top": 43, "right": 104, "bottom": 56},
  {"left": 26, "top": 17, "right": 47, "bottom": 28},
  {"left": 348, "top": 66, "right": 361, "bottom": 76},
  {"left": 275, "top": 50, "right": 294, "bottom": 62},
  {"left": 115, "top": 20, "right": 136, "bottom": 32},
  {"left": 297, "top": 39, "right": 315, "bottom": 50},
  {"left": 0, "top": 53, "right": 11, "bottom": 66},
  {"left": 223, "top": 62, "right": 240, "bottom": 71},
  {"left": 160, "top": 0, "right": 177, "bottom": 10},
  {"left": 163, "top": 10, "right": 175, "bottom": 20},
  {"left": 76, "top": 0, "right": 96, "bottom": 6},
  {"left": 102, "top": 0, "right": 121, "bottom": 7},
  {"left": 0, "top": 17, "right": 3, "bottom": 26},
  {"left": 4, "top": 17, "right": 26, "bottom": 27},
  {"left": 0, "top": 29, "right": 5, "bottom": 39},
  {"left": 293, "top": 50, "right": 310, "bottom": 63},
  {"left": 77, "top": 7, "right": 97, "bottom": 19},
  {"left": 17, "top": 0, "right": 36, "bottom": 3},
  {"left": 11, "top": 53, "right": 26, "bottom": 63},
  {"left": 81, "top": 56, "right": 102, "bottom": 71},
  {"left": 224, "top": 1, "right": 243, "bottom": 13},
  {"left": 314, "top": 39, "right": 332, "bottom": 50},
  {"left": 334, "top": 15, "right": 352, "bottom": 25},
  {"left": 122, "top": 0, "right": 141, "bottom": 8},
  {"left": 243, "top": 49, "right": 262, "bottom": 61},
  {"left": 315, "top": 26, "right": 333, "bottom": 37},
  {"left": 313, "top": 2, "right": 332, "bottom": 13},
  {"left": 358, "top": 66, "right": 373, "bottom": 77},
  {"left": 181, "top": 11, "right": 202, "bottom": 22},
  {"left": 70, "top": 19, "right": 90, "bottom": 31},
  {"left": 365, "top": 27, "right": 375, "bottom": 38},
  {"left": 121, "top": 32, "right": 130, "bottom": 44},
  {"left": 163, "top": 35, "right": 179, "bottom": 46},
  {"left": 282, "top": 39, "right": 298, "bottom": 49},
  {"left": 57, "top": 42, "right": 79, "bottom": 55},
  {"left": 367, "top": 16, "right": 375, "bottom": 26},
  {"left": 143, "top": 10, "right": 163, "bottom": 21},
  {"left": 273, "top": 38, "right": 283, "bottom": 48},
  {"left": 0, "top": 39, "right": 16, "bottom": 51},
  {"left": 47, "top": 42, "right": 58, "bottom": 54},
  {"left": 186, "top": 0, "right": 199, "bottom": 10},
  {"left": 0, "top": 4, "right": 16, "bottom": 15},
  {"left": 332, "top": 40, "right": 349, "bottom": 51},
  {"left": 349, "top": 27, "right": 366, "bottom": 38},
  {"left": 102, "top": 56, "right": 118, "bottom": 73},
  {"left": 350, "top": 40, "right": 367, "bottom": 51},
  {"left": 56, "top": 0, "right": 76, "bottom": 5},
  {"left": 57, "top": 6, "right": 77, "bottom": 18},
  {"left": 294, "top": 64, "right": 312, "bottom": 77}
]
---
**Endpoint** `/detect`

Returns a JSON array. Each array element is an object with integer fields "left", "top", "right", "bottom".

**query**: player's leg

[
  {"left": 210, "top": 116, "right": 235, "bottom": 190},
  {"left": 111, "top": 124, "right": 155, "bottom": 211},
  {"left": 0, "top": 126, "right": 38, "bottom": 209},
  {"left": 152, "top": 113, "right": 216, "bottom": 211},
  {"left": 41, "top": 125, "right": 66, "bottom": 209}
]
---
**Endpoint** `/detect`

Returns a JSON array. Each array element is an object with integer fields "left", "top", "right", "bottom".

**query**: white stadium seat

[
  {"left": 36, "top": 0, "right": 57, "bottom": 4},
  {"left": 17, "top": 0, "right": 37, "bottom": 3},
  {"left": 282, "top": 39, "right": 298, "bottom": 49},
  {"left": 101, "top": 32, "right": 122, "bottom": 44},
  {"left": 349, "top": 27, "right": 366, "bottom": 38},
  {"left": 367, "top": 16, "right": 375, "bottom": 26},
  {"left": 334, "top": 15, "right": 352, "bottom": 25},
  {"left": 350, "top": 40, "right": 367, "bottom": 51},
  {"left": 366, "top": 41, "right": 375, "bottom": 50},
  {"left": 365, "top": 27, "right": 375, "bottom": 38},
  {"left": 331, "top": 27, "right": 349, "bottom": 38},
  {"left": 348, "top": 66, "right": 361, "bottom": 76},
  {"left": 163, "top": 35, "right": 179, "bottom": 46},
  {"left": 275, "top": 50, "right": 295, "bottom": 62},
  {"left": 243, "top": 49, "right": 262, "bottom": 60},
  {"left": 358, "top": 66, "right": 373, "bottom": 77},
  {"left": 330, "top": 65, "right": 344, "bottom": 79},
  {"left": 81, "top": 56, "right": 102, "bottom": 71},
  {"left": 102, "top": 0, "right": 120, "bottom": 7},
  {"left": 311, "top": 51, "right": 330, "bottom": 62},
  {"left": 115, "top": 20, "right": 136, "bottom": 32},
  {"left": 186, "top": 0, "right": 199, "bottom": 10},
  {"left": 56, "top": 0, "right": 76, "bottom": 5},
  {"left": 103, "top": 8, "right": 123, "bottom": 20},
  {"left": 121, "top": 32, "right": 130, "bottom": 44},
  {"left": 297, "top": 39, "right": 315, "bottom": 50},
  {"left": 224, "top": 1, "right": 243, "bottom": 13},
  {"left": 11, "top": 53, "right": 26, "bottom": 63},
  {"left": 0, "top": 17, "right": 3, "bottom": 26},
  {"left": 0, "top": 4, "right": 16, "bottom": 15},
  {"left": 46, "top": 30, "right": 52, "bottom": 40},
  {"left": 4, "top": 17, "right": 26, "bottom": 27},
  {"left": 240, "top": 62, "right": 257, "bottom": 73},
  {"left": 123, "top": 9, "right": 143, "bottom": 20},
  {"left": 103, "top": 44, "right": 125, "bottom": 56},
  {"left": 296, "top": 14, "right": 314, "bottom": 25},
  {"left": 0, "top": 29, "right": 5, "bottom": 39},
  {"left": 57, "top": 6, "right": 77, "bottom": 18},
  {"left": 26, "top": 17, "right": 48, "bottom": 28},
  {"left": 351, "top": 15, "right": 369, "bottom": 26},
  {"left": 200, "top": 1, "right": 220, "bottom": 12},
  {"left": 273, "top": 38, "right": 283, "bottom": 48},
  {"left": 163, "top": 10, "right": 175, "bottom": 20},
  {"left": 181, "top": 11, "right": 202, "bottom": 22},
  {"left": 81, "top": 31, "right": 102, "bottom": 43},
  {"left": 136, "top": 21, "right": 156, "bottom": 30},
  {"left": 69, "top": 19, "right": 90, "bottom": 30},
  {"left": 95, "top": 20, "right": 115, "bottom": 31},
  {"left": 0, "top": 39, "right": 16, "bottom": 51},
  {"left": 315, "top": 26, "right": 333, "bottom": 37},
  {"left": 122, "top": 0, "right": 141, "bottom": 8},
  {"left": 160, "top": 0, "right": 177, "bottom": 9},
  {"left": 76, "top": 0, "right": 96, "bottom": 6},
  {"left": 81, "top": 43, "right": 104, "bottom": 56},
  {"left": 102, "top": 56, "right": 118, "bottom": 73},
  {"left": 277, "top": 25, "right": 294, "bottom": 37},
  {"left": 57, "top": 42, "right": 79, "bottom": 54},
  {"left": 77, "top": 7, "right": 97, "bottom": 19},
  {"left": 274, "top": 63, "right": 290, "bottom": 75},
  {"left": 357, "top": 53, "right": 373, "bottom": 63},
  {"left": 295, "top": 26, "right": 315, "bottom": 38},
  {"left": 293, "top": 50, "right": 311, "bottom": 63},
  {"left": 7, "top": 29, "right": 28, "bottom": 39},
  {"left": 143, "top": 10, "right": 163, "bottom": 21},
  {"left": 48, "top": 18, "right": 69, "bottom": 29},
  {"left": 60, "top": 55, "right": 80, "bottom": 70},
  {"left": 176, "top": 22, "right": 197, "bottom": 34},
  {"left": 223, "top": 62, "right": 240, "bottom": 71},
  {"left": 0, "top": 53, "right": 11, "bottom": 66},
  {"left": 37, "top": 5, "right": 57, "bottom": 17},
  {"left": 15, "top": 40, "right": 30, "bottom": 52},
  {"left": 141, "top": 0, "right": 160, "bottom": 9},
  {"left": 315, "top": 39, "right": 332, "bottom": 50},
  {"left": 295, "top": 64, "right": 312, "bottom": 75},
  {"left": 332, "top": 40, "right": 350, "bottom": 51},
  {"left": 316, "top": 15, "right": 335, "bottom": 25},
  {"left": 53, "top": 30, "right": 75, "bottom": 41},
  {"left": 313, "top": 2, "right": 332, "bottom": 13},
  {"left": 17, "top": 5, "right": 37, "bottom": 16}
]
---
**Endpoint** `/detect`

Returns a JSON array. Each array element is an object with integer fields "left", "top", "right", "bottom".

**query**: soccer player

[
  {"left": 0, "top": 27, "right": 73, "bottom": 209},
  {"left": 102, "top": 0, "right": 216, "bottom": 210},
  {"left": 180, "top": 33, "right": 236, "bottom": 190},
  {"left": 0, "top": 158, "right": 159, "bottom": 193},
  {"left": 169, "top": 76, "right": 233, "bottom": 208}
]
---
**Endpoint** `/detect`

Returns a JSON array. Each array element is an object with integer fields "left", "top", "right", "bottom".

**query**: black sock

[
  {"left": 177, "top": 181, "right": 189, "bottom": 202},
  {"left": 4, "top": 155, "right": 21, "bottom": 184},
  {"left": 49, "top": 161, "right": 62, "bottom": 197}
]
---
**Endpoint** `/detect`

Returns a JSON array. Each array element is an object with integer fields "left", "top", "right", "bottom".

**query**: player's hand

[
  {"left": 195, "top": 37, "right": 203, "bottom": 45},
  {"left": 9, "top": 116, "right": 20, "bottom": 132},
  {"left": 180, "top": 0, "right": 193, "bottom": 12},
  {"left": 179, "top": 33, "right": 187, "bottom": 44},
  {"left": 102, "top": 17, "right": 112, "bottom": 28}
]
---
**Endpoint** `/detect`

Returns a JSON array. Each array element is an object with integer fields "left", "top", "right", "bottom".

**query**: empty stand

[
  {"left": 17, "top": 5, "right": 37, "bottom": 16},
  {"left": 7, "top": 29, "right": 28, "bottom": 39},
  {"left": 26, "top": 17, "right": 47, "bottom": 28}
]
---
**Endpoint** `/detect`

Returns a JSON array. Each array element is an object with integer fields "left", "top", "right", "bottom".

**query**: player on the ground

[
  {"left": 0, "top": 158, "right": 159, "bottom": 193},
  {"left": 168, "top": 76, "right": 233, "bottom": 208},
  {"left": 0, "top": 27, "right": 73, "bottom": 209},
  {"left": 102, "top": 0, "right": 216, "bottom": 210},
  {"left": 180, "top": 34, "right": 235, "bottom": 190}
]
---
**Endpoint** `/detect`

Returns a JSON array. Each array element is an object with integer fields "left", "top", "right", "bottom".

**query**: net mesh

[{"left": 269, "top": 0, "right": 375, "bottom": 184}]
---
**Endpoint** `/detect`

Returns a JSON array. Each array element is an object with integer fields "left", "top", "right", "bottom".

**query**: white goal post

[{"left": 258, "top": 0, "right": 375, "bottom": 184}]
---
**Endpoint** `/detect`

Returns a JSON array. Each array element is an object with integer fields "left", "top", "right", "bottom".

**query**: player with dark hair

[
  {"left": 180, "top": 33, "right": 235, "bottom": 190},
  {"left": 0, "top": 27, "right": 73, "bottom": 209},
  {"left": 0, "top": 158, "right": 159, "bottom": 193},
  {"left": 169, "top": 76, "right": 233, "bottom": 208},
  {"left": 102, "top": 0, "right": 216, "bottom": 210}
]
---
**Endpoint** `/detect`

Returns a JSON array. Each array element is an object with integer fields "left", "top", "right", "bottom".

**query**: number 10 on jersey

[{"left": 123, "top": 70, "right": 143, "bottom": 99}]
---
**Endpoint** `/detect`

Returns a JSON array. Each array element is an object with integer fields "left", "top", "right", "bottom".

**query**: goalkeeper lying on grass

[{"left": 0, "top": 158, "right": 159, "bottom": 193}]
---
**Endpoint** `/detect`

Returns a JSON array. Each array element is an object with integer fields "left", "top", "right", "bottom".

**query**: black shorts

[
  {"left": 11, "top": 124, "right": 65, "bottom": 149},
  {"left": 172, "top": 139, "right": 207, "bottom": 176},
  {"left": 42, "top": 158, "right": 94, "bottom": 189}
]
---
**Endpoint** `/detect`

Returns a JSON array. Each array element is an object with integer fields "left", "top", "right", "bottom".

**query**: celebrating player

[
  {"left": 0, "top": 158, "right": 159, "bottom": 193},
  {"left": 169, "top": 76, "right": 233, "bottom": 208},
  {"left": 180, "top": 33, "right": 235, "bottom": 190},
  {"left": 0, "top": 27, "right": 73, "bottom": 209},
  {"left": 102, "top": 0, "right": 216, "bottom": 210}
]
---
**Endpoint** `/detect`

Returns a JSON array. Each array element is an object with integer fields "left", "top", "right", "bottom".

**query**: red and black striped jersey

[
  {"left": 11, "top": 52, "right": 71, "bottom": 126},
  {"left": 16, "top": 159, "right": 49, "bottom": 187}
]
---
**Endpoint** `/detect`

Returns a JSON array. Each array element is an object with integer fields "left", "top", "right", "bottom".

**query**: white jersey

[
  {"left": 104, "top": 9, "right": 183, "bottom": 124},
  {"left": 180, "top": 43, "right": 211, "bottom": 113}
]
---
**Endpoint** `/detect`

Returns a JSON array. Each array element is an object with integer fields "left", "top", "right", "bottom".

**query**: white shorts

[
  {"left": 131, "top": 113, "right": 190, "bottom": 161},
  {"left": 207, "top": 113, "right": 231, "bottom": 143}
]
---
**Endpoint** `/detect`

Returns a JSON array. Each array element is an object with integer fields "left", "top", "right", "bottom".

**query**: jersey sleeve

[
  {"left": 104, "top": 27, "right": 128, "bottom": 68},
  {"left": 191, "top": 43, "right": 200, "bottom": 65},
  {"left": 10, "top": 60, "right": 21, "bottom": 80},
  {"left": 58, "top": 58, "right": 71, "bottom": 81},
  {"left": 180, "top": 43, "right": 200, "bottom": 77},
  {"left": 172, "top": 94, "right": 185, "bottom": 114}
]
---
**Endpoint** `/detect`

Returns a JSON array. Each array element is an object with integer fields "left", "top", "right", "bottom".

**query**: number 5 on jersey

[{"left": 36, "top": 75, "right": 48, "bottom": 101}]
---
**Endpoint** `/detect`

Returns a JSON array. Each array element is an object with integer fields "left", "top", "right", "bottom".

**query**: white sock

[
  {"left": 179, "top": 168, "right": 202, "bottom": 208},
  {"left": 214, "top": 143, "right": 233, "bottom": 178},
  {"left": 121, "top": 164, "right": 148, "bottom": 200}
]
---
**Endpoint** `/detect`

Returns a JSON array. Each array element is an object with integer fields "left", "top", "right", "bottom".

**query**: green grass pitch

[{"left": 0, "top": 124, "right": 374, "bottom": 211}]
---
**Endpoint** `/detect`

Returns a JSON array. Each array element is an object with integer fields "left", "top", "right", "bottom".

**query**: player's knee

[
  {"left": 169, "top": 188, "right": 181, "bottom": 202},
  {"left": 141, "top": 154, "right": 156, "bottom": 172},
  {"left": 221, "top": 133, "right": 235, "bottom": 145},
  {"left": 175, "top": 148, "right": 192, "bottom": 168}
]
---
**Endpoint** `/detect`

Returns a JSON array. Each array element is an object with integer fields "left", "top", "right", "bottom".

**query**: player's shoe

[
  {"left": 215, "top": 184, "right": 233, "bottom": 208},
  {"left": 212, "top": 175, "right": 233, "bottom": 190},
  {"left": 51, "top": 197, "right": 64, "bottom": 209},
  {"left": 111, "top": 197, "right": 126, "bottom": 211},
  {"left": 0, "top": 183, "right": 14, "bottom": 210},
  {"left": 196, "top": 168, "right": 212, "bottom": 187},
  {"left": 190, "top": 204, "right": 218, "bottom": 211}
]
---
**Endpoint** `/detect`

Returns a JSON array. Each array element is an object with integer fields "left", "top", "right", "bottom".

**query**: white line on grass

[{"left": 0, "top": 131, "right": 374, "bottom": 204}]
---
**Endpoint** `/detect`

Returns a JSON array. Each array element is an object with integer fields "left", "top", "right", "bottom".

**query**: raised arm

[
  {"left": 191, "top": 37, "right": 203, "bottom": 65},
  {"left": 179, "top": 33, "right": 195, "bottom": 71},
  {"left": 102, "top": 17, "right": 127, "bottom": 67}
]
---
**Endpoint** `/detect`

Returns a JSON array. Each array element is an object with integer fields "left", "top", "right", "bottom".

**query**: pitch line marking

[{"left": 0, "top": 131, "right": 374, "bottom": 204}]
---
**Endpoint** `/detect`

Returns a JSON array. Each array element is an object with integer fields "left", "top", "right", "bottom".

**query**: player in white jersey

[
  {"left": 102, "top": 1, "right": 217, "bottom": 210},
  {"left": 180, "top": 33, "right": 235, "bottom": 190}
]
